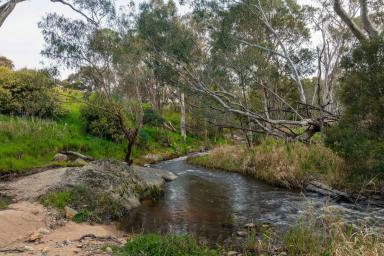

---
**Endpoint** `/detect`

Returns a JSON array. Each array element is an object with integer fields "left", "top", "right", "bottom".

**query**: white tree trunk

[{"left": 180, "top": 91, "right": 187, "bottom": 141}]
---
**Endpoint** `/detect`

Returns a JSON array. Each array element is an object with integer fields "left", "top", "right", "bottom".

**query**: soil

[{"left": 0, "top": 165, "right": 140, "bottom": 255}]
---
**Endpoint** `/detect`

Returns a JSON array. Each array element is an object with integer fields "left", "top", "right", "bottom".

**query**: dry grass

[
  {"left": 281, "top": 205, "right": 384, "bottom": 256},
  {"left": 187, "top": 138, "right": 347, "bottom": 189}
]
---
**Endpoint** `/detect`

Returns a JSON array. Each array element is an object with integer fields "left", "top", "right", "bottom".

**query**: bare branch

[
  {"left": 358, "top": 0, "right": 379, "bottom": 38},
  {"left": 0, "top": 0, "right": 26, "bottom": 27},
  {"left": 333, "top": 0, "right": 368, "bottom": 43}
]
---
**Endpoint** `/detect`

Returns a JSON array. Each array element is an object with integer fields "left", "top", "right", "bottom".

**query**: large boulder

[{"left": 61, "top": 160, "right": 177, "bottom": 211}]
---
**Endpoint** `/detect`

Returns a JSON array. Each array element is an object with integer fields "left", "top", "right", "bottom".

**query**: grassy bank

[
  {"left": 248, "top": 209, "right": 384, "bottom": 256},
  {"left": 112, "top": 234, "right": 220, "bottom": 256},
  {"left": 0, "top": 90, "right": 207, "bottom": 174},
  {"left": 108, "top": 214, "right": 384, "bottom": 256},
  {"left": 187, "top": 138, "right": 347, "bottom": 190}
]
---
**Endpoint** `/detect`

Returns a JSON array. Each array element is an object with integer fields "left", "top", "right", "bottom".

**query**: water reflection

[{"left": 120, "top": 157, "right": 384, "bottom": 242}]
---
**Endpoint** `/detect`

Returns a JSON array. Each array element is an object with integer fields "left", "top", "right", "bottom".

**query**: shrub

[
  {"left": 325, "top": 37, "right": 384, "bottom": 180},
  {"left": 80, "top": 94, "right": 127, "bottom": 142},
  {"left": 0, "top": 67, "right": 62, "bottom": 118},
  {"left": 41, "top": 186, "right": 124, "bottom": 223},
  {"left": 143, "top": 107, "right": 164, "bottom": 127},
  {"left": 113, "top": 234, "right": 220, "bottom": 256}
]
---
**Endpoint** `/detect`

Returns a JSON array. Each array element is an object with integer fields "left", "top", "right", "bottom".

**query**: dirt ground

[
  {"left": 0, "top": 168, "right": 129, "bottom": 256},
  {"left": 0, "top": 201, "right": 128, "bottom": 256}
]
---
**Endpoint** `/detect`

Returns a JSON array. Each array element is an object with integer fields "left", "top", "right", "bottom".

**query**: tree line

[{"left": 0, "top": 0, "right": 383, "bottom": 174}]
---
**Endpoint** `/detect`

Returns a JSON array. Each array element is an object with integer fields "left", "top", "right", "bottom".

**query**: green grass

[
  {"left": 0, "top": 195, "right": 11, "bottom": 210},
  {"left": 113, "top": 234, "right": 220, "bottom": 256},
  {"left": 0, "top": 88, "right": 206, "bottom": 174}
]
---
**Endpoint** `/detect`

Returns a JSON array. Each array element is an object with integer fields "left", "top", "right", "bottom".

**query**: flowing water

[{"left": 120, "top": 156, "right": 384, "bottom": 242}]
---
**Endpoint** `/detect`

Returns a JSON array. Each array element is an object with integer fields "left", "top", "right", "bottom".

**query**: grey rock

[
  {"left": 37, "top": 228, "right": 50, "bottom": 235},
  {"left": 72, "top": 158, "right": 88, "bottom": 167},
  {"left": 236, "top": 230, "right": 248, "bottom": 237},
  {"left": 53, "top": 153, "right": 68, "bottom": 162},
  {"left": 244, "top": 223, "right": 256, "bottom": 229},
  {"left": 61, "top": 160, "right": 178, "bottom": 211}
]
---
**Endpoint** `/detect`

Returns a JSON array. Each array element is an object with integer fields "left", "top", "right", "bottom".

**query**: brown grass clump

[
  {"left": 187, "top": 138, "right": 347, "bottom": 189},
  {"left": 282, "top": 206, "right": 384, "bottom": 256}
]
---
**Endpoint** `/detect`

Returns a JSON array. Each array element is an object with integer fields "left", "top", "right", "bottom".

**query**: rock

[
  {"left": 60, "top": 151, "right": 95, "bottom": 161},
  {"left": 144, "top": 154, "right": 162, "bottom": 162},
  {"left": 133, "top": 165, "right": 178, "bottom": 184},
  {"left": 53, "top": 153, "right": 68, "bottom": 162},
  {"left": 24, "top": 246, "right": 34, "bottom": 251},
  {"left": 62, "top": 239, "right": 71, "bottom": 246},
  {"left": 28, "top": 231, "right": 42, "bottom": 242},
  {"left": 236, "top": 230, "right": 248, "bottom": 237},
  {"left": 64, "top": 206, "right": 78, "bottom": 220},
  {"left": 38, "top": 228, "right": 50, "bottom": 235},
  {"left": 244, "top": 223, "right": 256, "bottom": 229},
  {"left": 72, "top": 158, "right": 88, "bottom": 167},
  {"left": 105, "top": 247, "right": 113, "bottom": 253},
  {"left": 227, "top": 251, "right": 240, "bottom": 256}
]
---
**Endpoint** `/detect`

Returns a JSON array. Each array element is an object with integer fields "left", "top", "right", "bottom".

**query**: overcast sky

[{"left": 0, "top": 0, "right": 315, "bottom": 78}]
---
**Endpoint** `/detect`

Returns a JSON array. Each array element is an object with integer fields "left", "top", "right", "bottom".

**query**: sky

[{"left": 0, "top": 0, "right": 316, "bottom": 78}]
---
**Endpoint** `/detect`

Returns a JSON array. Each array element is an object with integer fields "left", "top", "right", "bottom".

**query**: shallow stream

[{"left": 120, "top": 156, "right": 384, "bottom": 242}]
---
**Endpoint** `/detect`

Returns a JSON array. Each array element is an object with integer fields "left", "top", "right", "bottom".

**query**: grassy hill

[{"left": 0, "top": 89, "right": 206, "bottom": 174}]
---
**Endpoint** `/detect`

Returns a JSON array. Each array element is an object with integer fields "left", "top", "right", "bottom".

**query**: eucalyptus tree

[
  {"left": 0, "top": 0, "right": 105, "bottom": 28},
  {"left": 166, "top": 0, "right": 330, "bottom": 142},
  {"left": 333, "top": 0, "right": 384, "bottom": 44},
  {"left": 39, "top": 0, "right": 140, "bottom": 164},
  {"left": 137, "top": 0, "right": 201, "bottom": 140}
]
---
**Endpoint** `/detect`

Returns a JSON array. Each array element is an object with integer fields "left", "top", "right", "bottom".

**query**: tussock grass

[
  {"left": 113, "top": 234, "right": 220, "bottom": 256},
  {"left": 282, "top": 207, "right": 384, "bottom": 256},
  {"left": 187, "top": 138, "right": 347, "bottom": 189}
]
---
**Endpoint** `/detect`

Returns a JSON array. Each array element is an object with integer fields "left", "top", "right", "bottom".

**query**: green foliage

[
  {"left": 113, "top": 234, "right": 220, "bottom": 256},
  {"left": 0, "top": 56, "right": 14, "bottom": 69},
  {"left": 283, "top": 222, "right": 324, "bottom": 256},
  {"left": 0, "top": 195, "right": 11, "bottom": 210},
  {"left": 80, "top": 94, "right": 126, "bottom": 142},
  {"left": 0, "top": 67, "right": 62, "bottom": 118},
  {"left": 41, "top": 190, "right": 72, "bottom": 209},
  {"left": 326, "top": 37, "right": 384, "bottom": 179},
  {"left": 0, "top": 89, "right": 206, "bottom": 174},
  {"left": 41, "top": 186, "right": 124, "bottom": 223},
  {"left": 143, "top": 107, "right": 164, "bottom": 127}
]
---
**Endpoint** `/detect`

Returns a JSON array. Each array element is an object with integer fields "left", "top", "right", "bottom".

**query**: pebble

[
  {"left": 244, "top": 223, "right": 256, "bottom": 229},
  {"left": 24, "top": 246, "right": 34, "bottom": 251},
  {"left": 236, "top": 230, "right": 248, "bottom": 237},
  {"left": 28, "top": 231, "right": 42, "bottom": 242},
  {"left": 38, "top": 228, "right": 50, "bottom": 235}
]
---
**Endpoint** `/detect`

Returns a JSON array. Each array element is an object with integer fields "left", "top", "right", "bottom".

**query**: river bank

[{"left": 0, "top": 160, "right": 178, "bottom": 255}]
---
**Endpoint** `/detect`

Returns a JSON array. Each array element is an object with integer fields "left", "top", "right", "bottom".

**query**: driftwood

[
  {"left": 60, "top": 151, "right": 95, "bottom": 161},
  {"left": 305, "top": 181, "right": 352, "bottom": 203}
]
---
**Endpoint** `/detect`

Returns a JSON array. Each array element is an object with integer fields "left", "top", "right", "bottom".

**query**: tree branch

[
  {"left": 358, "top": 0, "right": 379, "bottom": 38},
  {"left": 333, "top": 0, "right": 368, "bottom": 43}
]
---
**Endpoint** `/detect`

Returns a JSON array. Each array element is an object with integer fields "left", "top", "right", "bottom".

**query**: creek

[{"left": 120, "top": 156, "right": 384, "bottom": 242}]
